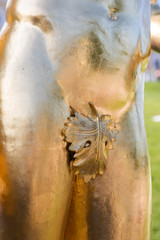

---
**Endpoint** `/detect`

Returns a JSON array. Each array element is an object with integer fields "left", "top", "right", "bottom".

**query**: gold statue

[
  {"left": 0, "top": 0, "right": 152, "bottom": 239},
  {"left": 151, "top": 0, "right": 160, "bottom": 52}
]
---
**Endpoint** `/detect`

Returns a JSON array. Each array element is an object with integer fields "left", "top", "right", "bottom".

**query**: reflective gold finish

[
  {"left": 0, "top": 0, "right": 151, "bottom": 240},
  {"left": 151, "top": 1, "right": 160, "bottom": 52},
  {"left": 0, "top": 1, "right": 73, "bottom": 239},
  {"left": 63, "top": 102, "right": 118, "bottom": 182}
]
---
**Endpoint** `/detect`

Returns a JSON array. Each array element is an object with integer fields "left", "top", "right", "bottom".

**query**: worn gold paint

[
  {"left": 0, "top": 0, "right": 151, "bottom": 239},
  {"left": 15, "top": 14, "right": 53, "bottom": 33}
]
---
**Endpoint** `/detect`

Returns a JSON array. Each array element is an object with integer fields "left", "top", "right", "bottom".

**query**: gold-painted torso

[{"left": 0, "top": 0, "right": 151, "bottom": 240}]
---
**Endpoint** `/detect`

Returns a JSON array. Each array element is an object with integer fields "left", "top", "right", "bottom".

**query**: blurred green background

[{"left": 144, "top": 81, "right": 160, "bottom": 240}]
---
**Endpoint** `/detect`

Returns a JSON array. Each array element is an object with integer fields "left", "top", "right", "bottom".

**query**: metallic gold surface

[
  {"left": 64, "top": 1, "right": 151, "bottom": 239},
  {"left": 0, "top": 0, "right": 73, "bottom": 239},
  {"left": 63, "top": 102, "right": 118, "bottom": 181},
  {"left": 0, "top": 0, "right": 151, "bottom": 239},
  {"left": 151, "top": 1, "right": 160, "bottom": 52}
]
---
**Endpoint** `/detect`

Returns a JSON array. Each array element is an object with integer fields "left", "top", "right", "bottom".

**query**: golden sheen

[
  {"left": 151, "top": 1, "right": 160, "bottom": 52},
  {"left": 0, "top": 0, "right": 151, "bottom": 240}
]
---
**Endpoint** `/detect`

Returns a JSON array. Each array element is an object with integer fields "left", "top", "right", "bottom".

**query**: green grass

[{"left": 144, "top": 81, "right": 160, "bottom": 240}]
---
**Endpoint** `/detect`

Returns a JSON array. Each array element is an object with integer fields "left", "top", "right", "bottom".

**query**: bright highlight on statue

[{"left": 0, "top": 0, "right": 155, "bottom": 239}]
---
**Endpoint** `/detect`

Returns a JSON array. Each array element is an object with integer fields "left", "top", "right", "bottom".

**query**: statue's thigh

[
  {"left": 0, "top": 25, "right": 73, "bottom": 240},
  {"left": 0, "top": 102, "right": 73, "bottom": 240},
  {"left": 65, "top": 136, "right": 151, "bottom": 240}
]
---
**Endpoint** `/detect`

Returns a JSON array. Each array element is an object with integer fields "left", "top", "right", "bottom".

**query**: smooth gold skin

[
  {"left": 0, "top": 1, "right": 73, "bottom": 239},
  {"left": 151, "top": 1, "right": 160, "bottom": 52},
  {"left": 0, "top": 0, "right": 151, "bottom": 240}
]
